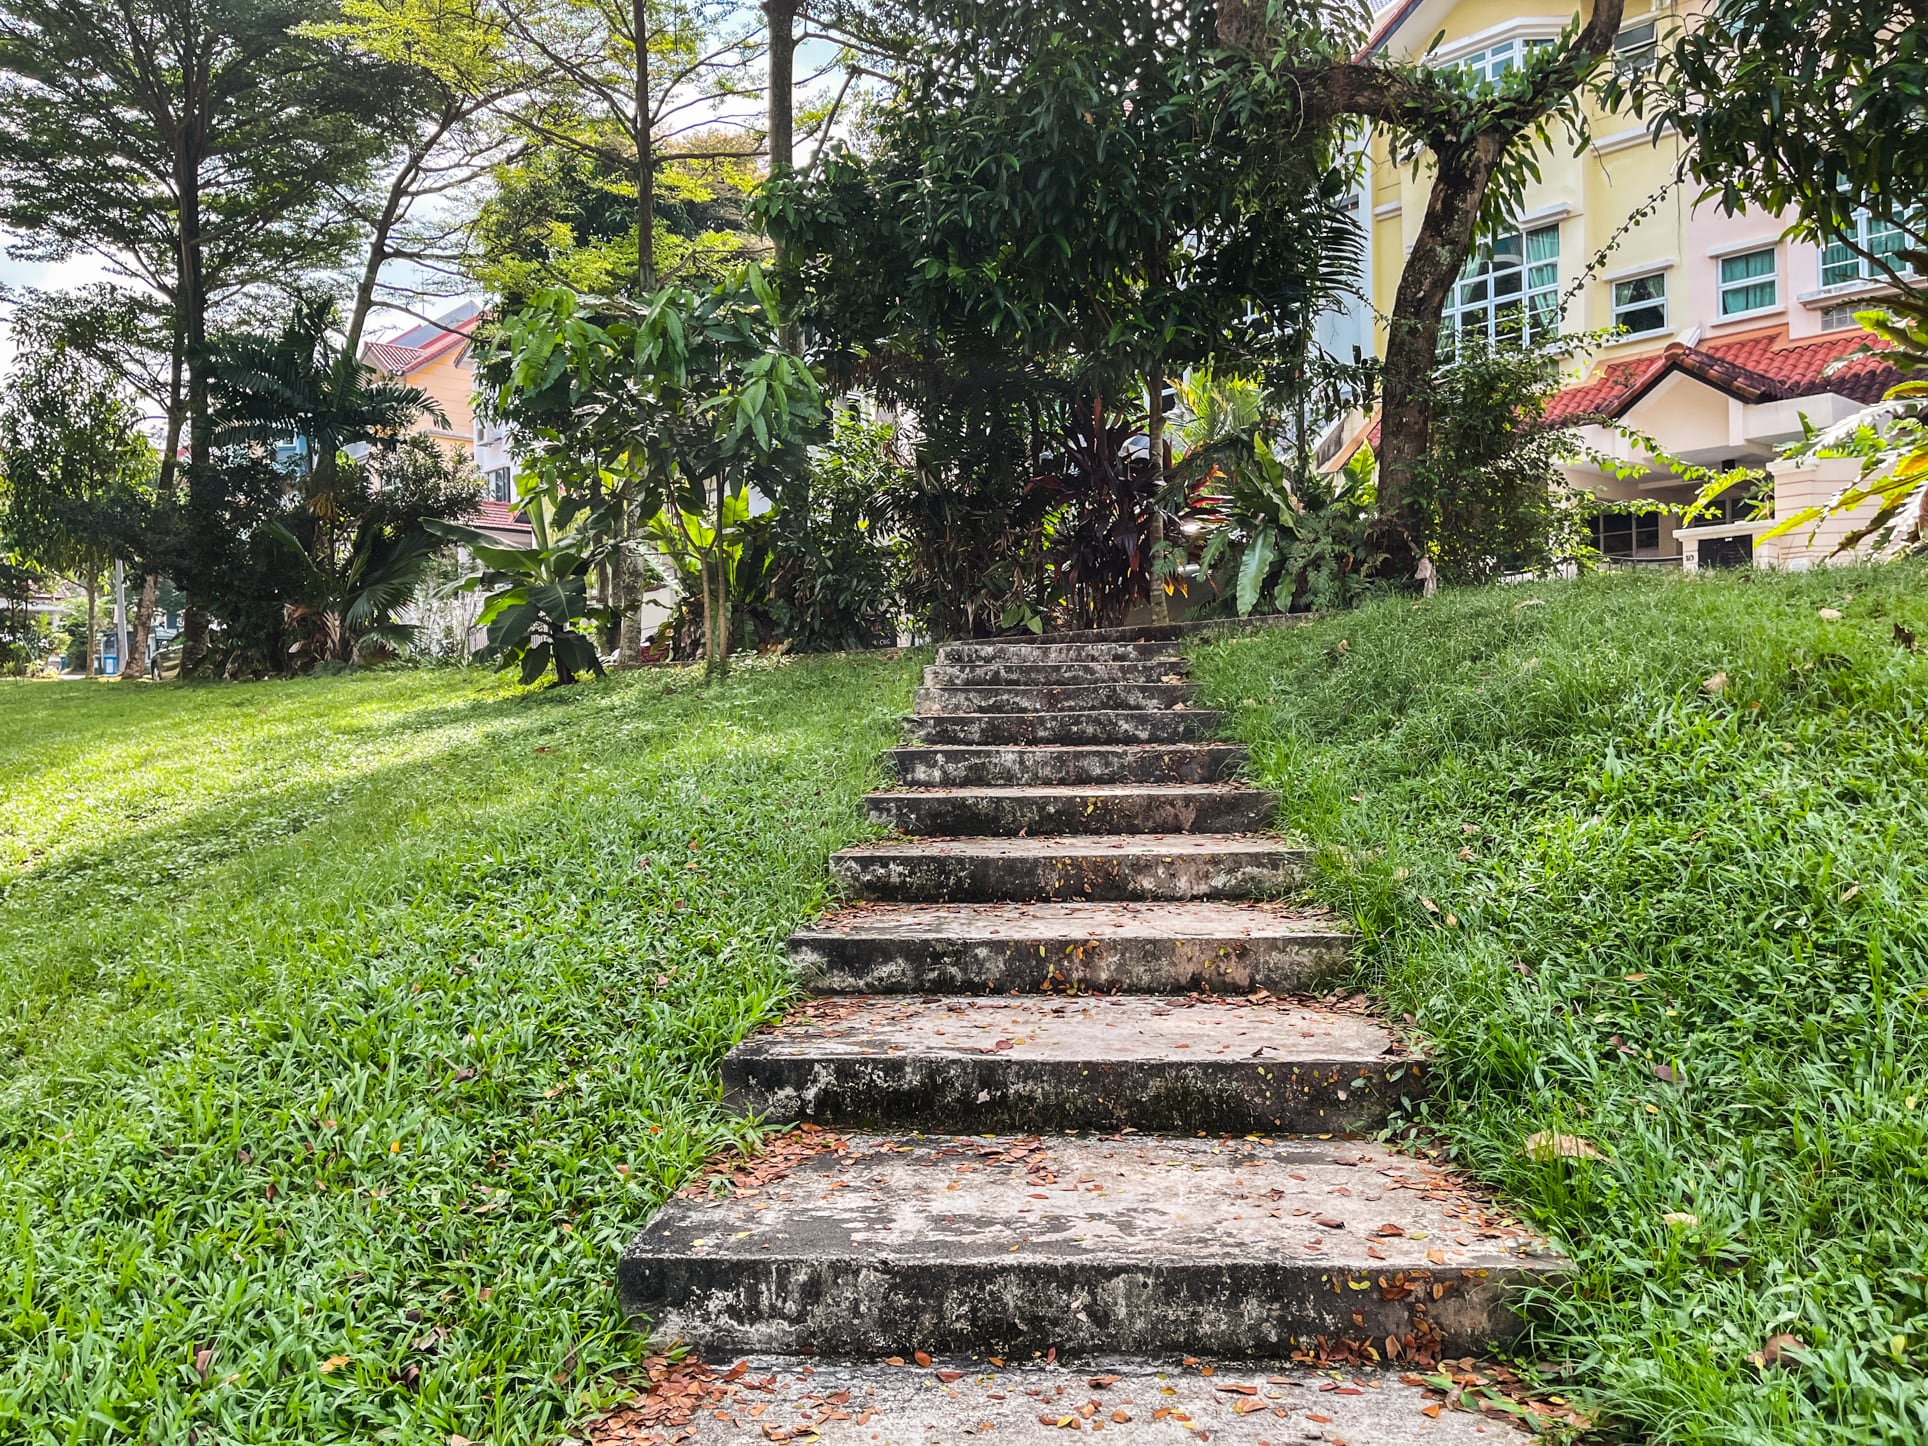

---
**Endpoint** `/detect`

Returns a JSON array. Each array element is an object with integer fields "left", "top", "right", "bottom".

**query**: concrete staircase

[{"left": 617, "top": 626, "right": 1565, "bottom": 1440}]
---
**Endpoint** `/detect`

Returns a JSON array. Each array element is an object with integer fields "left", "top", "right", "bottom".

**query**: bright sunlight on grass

[
  {"left": 1191, "top": 564, "right": 1928, "bottom": 1445},
  {"left": 0, "top": 654, "right": 918, "bottom": 1445}
]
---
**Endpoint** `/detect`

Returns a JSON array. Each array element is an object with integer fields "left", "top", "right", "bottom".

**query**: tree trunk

[
  {"left": 1146, "top": 363, "right": 1170, "bottom": 625},
  {"left": 178, "top": 146, "right": 213, "bottom": 672},
  {"left": 84, "top": 578, "right": 97, "bottom": 679},
  {"left": 634, "top": 0, "right": 656, "bottom": 292},
  {"left": 1369, "top": 144, "right": 1497, "bottom": 580},
  {"left": 126, "top": 572, "right": 158, "bottom": 680},
  {"left": 766, "top": 0, "right": 798, "bottom": 349}
]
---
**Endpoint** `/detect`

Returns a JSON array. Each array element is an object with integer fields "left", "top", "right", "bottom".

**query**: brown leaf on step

[
  {"left": 1422, "top": 1403, "right": 1442, "bottom": 1419},
  {"left": 913, "top": 1351, "right": 932, "bottom": 1367},
  {"left": 1750, "top": 1333, "right": 1806, "bottom": 1370},
  {"left": 1215, "top": 1383, "right": 1257, "bottom": 1395},
  {"left": 1522, "top": 1131, "right": 1600, "bottom": 1161},
  {"left": 723, "top": 1360, "right": 749, "bottom": 1382},
  {"left": 936, "top": 1370, "right": 963, "bottom": 1383},
  {"left": 1307, "top": 1413, "right": 1333, "bottom": 1424},
  {"left": 1233, "top": 1397, "right": 1268, "bottom": 1414},
  {"left": 1315, "top": 1215, "right": 1346, "bottom": 1229},
  {"left": 885, "top": 1357, "right": 905, "bottom": 1367},
  {"left": 1088, "top": 1375, "right": 1121, "bottom": 1388},
  {"left": 1111, "top": 1409, "right": 1130, "bottom": 1423}
]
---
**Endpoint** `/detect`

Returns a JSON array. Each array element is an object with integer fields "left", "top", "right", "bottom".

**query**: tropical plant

[
  {"left": 1196, "top": 434, "right": 1379, "bottom": 616},
  {"left": 1759, "top": 298, "right": 1928, "bottom": 557},
  {"left": 266, "top": 437, "right": 484, "bottom": 666},
  {"left": 482, "top": 265, "right": 822, "bottom": 676},
  {"left": 1025, "top": 398, "right": 1167, "bottom": 631},
  {"left": 0, "top": 556, "right": 48, "bottom": 675},
  {"left": 427, "top": 493, "right": 617, "bottom": 684}
]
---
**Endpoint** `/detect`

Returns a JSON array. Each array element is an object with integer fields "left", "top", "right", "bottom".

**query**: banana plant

[{"left": 425, "top": 493, "right": 618, "bottom": 686}]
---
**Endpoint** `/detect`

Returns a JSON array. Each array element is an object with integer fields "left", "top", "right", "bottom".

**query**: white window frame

[
  {"left": 1821, "top": 210, "right": 1921, "bottom": 289},
  {"left": 1613, "top": 19, "right": 1660, "bottom": 75},
  {"left": 1445, "top": 223, "right": 1562, "bottom": 349},
  {"left": 1450, "top": 35, "right": 1557, "bottom": 84},
  {"left": 486, "top": 467, "right": 514, "bottom": 504},
  {"left": 1610, "top": 269, "right": 1669, "bottom": 338},
  {"left": 1717, "top": 247, "right": 1779, "bottom": 318}
]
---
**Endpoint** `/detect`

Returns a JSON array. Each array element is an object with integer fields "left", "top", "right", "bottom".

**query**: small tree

[
  {"left": 483, "top": 265, "right": 822, "bottom": 678},
  {"left": 0, "top": 348, "right": 155, "bottom": 677}
]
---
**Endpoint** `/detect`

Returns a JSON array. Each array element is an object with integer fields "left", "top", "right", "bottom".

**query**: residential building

[
  {"left": 1356, "top": 0, "right": 1908, "bottom": 569},
  {"left": 360, "top": 302, "right": 530, "bottom": 542}
]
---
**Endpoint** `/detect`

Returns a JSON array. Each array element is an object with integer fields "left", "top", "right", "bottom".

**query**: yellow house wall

[
  {"left": 406, "top": 345, "right": 478, "bottom": 461},
  {"left": 1367, "top": 2, "right": 1693, "bottom": 375}
]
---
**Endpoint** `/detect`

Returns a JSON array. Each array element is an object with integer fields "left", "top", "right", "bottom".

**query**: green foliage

[
  {"left": 1651, "top": 0, "right": 1927, "bottom": 272},
  {"left": 1195, "top": 431, "right": 1380, "bottom": 616},
  {"left": 188, "top": 297, "right": 474, "bottom": 674},
  {"left": 0, "top": 653, "right": 919, "bottom": 1445},
  {"left": 1190, "top": 564, "right": 1928, "bottom": 1444},
  {"left": 763, "top": 411, "right": 904, "bottom": 654},
  {"left": 0, "top": 343, "right": 155, "bottom": 675},
  {"left": 1414, "top": 338, "right": 1593, "bottom": 586},
  {"left": 0, "top": 559, "right": 47, "bottom": 675},
  {"left": 1762, "top": 297, "right": 1928, "bottom": 558},
  {"left": 428, "top": 496, "right": 617, "bottom": 686},
  {"left": 483, "top": 268, "right": 822, "bottom": 672}
]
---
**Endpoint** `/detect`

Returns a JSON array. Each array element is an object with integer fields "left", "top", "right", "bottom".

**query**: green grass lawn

[
  {"left": 0, "top": 654, "right": 918, "bottom": 1446},
  {"left": 1192, "top": 564, "right": 1928, "bottom": 1446}
]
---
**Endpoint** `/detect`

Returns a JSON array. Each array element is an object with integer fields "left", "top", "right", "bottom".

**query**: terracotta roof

[
  {"left": 361, "top": 313, "right": 479, "bottom": 378},
  {"left": 1544, "top": 328, "right": 1901, "bottom": 426},
  {"left": 474, "top": 499, "right": 532, "bottom": 538}
]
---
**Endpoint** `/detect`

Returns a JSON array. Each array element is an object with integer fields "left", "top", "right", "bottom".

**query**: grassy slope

[
  {"left": 0, "top": 655, "right": 917, "bottom": 1446},
  {"left": 1191, "top": 565, "right": 1928, "bottom": 1446}
]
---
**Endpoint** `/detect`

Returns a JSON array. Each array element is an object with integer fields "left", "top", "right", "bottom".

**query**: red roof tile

[
  {"left": 361, "top": 314, "right": 479, "bottom": 377},
  {"left": 474, "top": 498, "right": 532, "bottom": 538},
  {"left": 1546, "top": 327, "right": 1901, "bottom": 425}
]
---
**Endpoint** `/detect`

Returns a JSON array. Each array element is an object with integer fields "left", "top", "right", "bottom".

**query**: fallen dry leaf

[
  {"left": 1702, "top": 671, "right": 1728, "bottom": 695},
  {"left": 1751, "top": 1333, "right": 1806, "bottom": 1370},
  {"left": 1522, "top": 1131, "right": 1600, "bottom": 1161},
  {"left": 1663, "top": 1211, "right": 1698, "bottom": 1228}
]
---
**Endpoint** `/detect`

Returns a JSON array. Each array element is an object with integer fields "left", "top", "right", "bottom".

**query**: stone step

[
  {"left": 724, "top": 996, "right": 1422, "bottom": 1136},
  {"left": 661, "top": 1358, "right": 1502, "bottom": 1445},
  {"left": 888, "top": 743, "right": 1246, "bottom": 788},
  {"left": 916, "top": 683, "right": 1194, "bottom": 716},
  {"left": 938, "top": 640, "right": 1182, "bottom": 665},
  {"left": 619, "top": 1134, "right": 1568, "bottom": 1359},
  {"left": 791, "top": 901, "right": 1349, "bottom": 997},
  {"left": 831, "top": 834, "right": 1305, "bottom": 903},
  {"left": 924, "top": 661, "right": 1187, "bottom": 688},
  {"left": 866, "top": 784, "right": 1276, "bottom": 837},
  {"left": 791, "top": 901, "right": 1352, "bottom": 995},
  {"left": 905, "top": 710, "right": 1224, "bottom": 747}
]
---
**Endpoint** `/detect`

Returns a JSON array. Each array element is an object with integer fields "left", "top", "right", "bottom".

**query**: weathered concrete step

[
  {"left": 906, "top": 710, "right": 1224, "bottom": 746},
  {"left": 619, "top": 1134, "right": 1567, "bottom": 1358},
  {"left": 791, "top": 901, "right": 1352, "bottom": 994},
  {"left": 866, "top": 784, "right": 1276, "bottom": 837},
  {"left": 938, "top": 640, "right": 1182, "bottom": 665},
  {"left": 888, "top": 743, "right": 1246, "bottom": 788},
  {"left": 831, "top": 834, "right": 1304, "bottom": 902},
  {"left": 725, "top": 996, "right": 1422, "bottom": 1135},
  {"left": 916, "top": 684, "right": 1194, "bottom": 715},
  {"left": 925, "top": 661, "right": 1187, "bottom": 688},
  {"left": 664, "top": 1357, "right": 1503, "bottom": 1444}
]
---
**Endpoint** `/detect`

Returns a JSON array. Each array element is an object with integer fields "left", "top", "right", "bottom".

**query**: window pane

[
  {"left": 1822, "top": 236, "right": 1860, "bottom": 287},
  {"left": 1722, "top": 279, "right": 1776, "bottom": 315},
  {"left": 1525, "top": 226, "right": 1559, "bottom": 263},
  {"left": 1635, "top": 513, "right": 1659, "bottom": 550},
  {"left": 1614, "top": 274, "right": 1665, "bottom": 306},
  {"left": 1720, "top": 249, "right": 1775, "bottom": 283}
]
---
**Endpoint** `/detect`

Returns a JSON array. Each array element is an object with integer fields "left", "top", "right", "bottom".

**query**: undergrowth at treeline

[
  {"left": 1191, "top": 565, "right": 1928, "bottom": 1446},
  {"left": 0, "top": 654, "right": 917, "bottom": 1445}
]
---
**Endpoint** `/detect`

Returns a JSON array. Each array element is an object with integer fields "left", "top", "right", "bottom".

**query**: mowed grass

[
  {"left": 0, "top": 654, "right": 918, "bottom": 1445},
  {"left": 1191, "top": 564, "right": 1928, "bottom": 1446}
]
